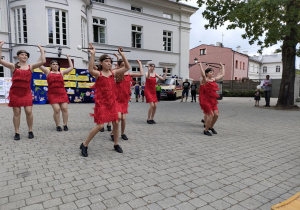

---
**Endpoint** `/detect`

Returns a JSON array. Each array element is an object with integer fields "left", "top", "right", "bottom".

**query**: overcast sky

[{"left": 180, "top": 0, "right": 300, "bottom": 68}]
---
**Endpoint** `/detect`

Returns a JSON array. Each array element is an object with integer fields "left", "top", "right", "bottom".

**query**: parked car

[{"left": 158, "top": 76, "right": 183, "bottom": 99}]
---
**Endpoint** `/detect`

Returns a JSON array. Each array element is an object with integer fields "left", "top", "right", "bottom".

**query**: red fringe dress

[
  {"left": 91, "top": 71, "right": 118, "bottom": 124},
  {"left": 47, "top": 73, "right": 69, "bottom": 104},
  {"left": 144, "top": 74, "right": 157, "bottom": 103},
  {"left": 199, "top": 79, "right": 219, "bottom": 115},
  {"left": 8, "top": 66, "right": 33, "bottom": 107},
  {"left": 115, "top": 74, "right": 132, "bottom": 114}
]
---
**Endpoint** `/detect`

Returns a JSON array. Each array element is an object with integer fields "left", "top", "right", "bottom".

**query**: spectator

[
  {"left": 262, "top": 75, "right": 271, "bottom": 107},
  {"left": 181, "top": 78, "right": 191, "bottom": 102},
  {"left": 190, "top": 81, "right": 197, "bottom": 102},
  {"left": 156, "top": 83, "right": 162, "bottom": 102}
]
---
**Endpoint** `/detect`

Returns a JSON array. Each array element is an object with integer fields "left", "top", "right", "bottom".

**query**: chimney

[
  {"left": 236, "top": 46, "right": 241, "bottom": 52},
  {"left": 216, "top": 42, "right": 223, "bottom": 47}
]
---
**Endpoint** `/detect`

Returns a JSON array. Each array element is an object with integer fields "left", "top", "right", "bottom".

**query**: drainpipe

[{"left": 6, "top": 0, "right": 12, "bottom": 65}]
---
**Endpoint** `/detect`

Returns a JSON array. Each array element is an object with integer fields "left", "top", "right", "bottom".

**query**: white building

[
  {"left": 248, "top": 54, "right": 283, "bottom": 80},
  {"left": 0, "top": 0, "right": 198, "bottom": 83}
]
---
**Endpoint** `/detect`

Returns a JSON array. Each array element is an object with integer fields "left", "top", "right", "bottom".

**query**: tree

[{"left": 182, "top": 0, "right": 300, "bottom": 108}]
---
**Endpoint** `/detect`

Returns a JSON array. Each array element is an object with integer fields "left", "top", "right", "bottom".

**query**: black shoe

[
  {"left": 56, "top": 126, "right": 62, "bottom": 132},
  {"left": 121, "top": 134, "right": 128, "bottom": 140},
  {"left": 63, "top": 125, "right": 68, "bottom": 131},
  {"left": 110, "top": 134, "right": 114, "bottom": 141},
  {"left": 209, "top": 128, "right": 217, "bottom": 134},
  {"left": 14, "top": 133, "right": 20, "bottom": 141},
  {"left": 100, "top": 127, "right": 104, "bottom": 132},
  {"left": 114, "top": 145, "right": 123, "bottom": 153},
  {"left": 203, "top": 130, "right": 212, "bottom": 136},
  {"left": 147, "top": 120, "right": 153, "bottom": 124},
  {"left": 191, "top": 101, "right": 193, "bottom": 102},
  {"left": 80, "top": 143, "right": 88, "bottom": 157},
  {"left": 107, "top": 125, "right": 112, "bottom": 131},
  {"left": 201, "top": 119, "right": 205, "bottom": 123},
  {"left": 28, "top": 131, "right": 34, "bottom": 139},
  {"left": 151, "top": 120, "right": 156, "bottom": 124}
]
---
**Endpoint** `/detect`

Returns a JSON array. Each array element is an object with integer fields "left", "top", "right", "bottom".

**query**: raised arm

[
  {"left": 30, "top": 45, "right": 46, "bottom": 71},
  {"left": 130, "top": 60, "right": 144, "bottom": 77},
  {"left": 88, "top": 43, "right": 100, "bottom": 79},
  {"left": 214, "top": 63, "right": 225, "bottom": 81},
  {"left": 113, "top": 47, "right": 130, "bottom": 75},
  {"left": 61, "top": 54, "right": 74, "bottom": 76},
  {"left": 155, "top": 67, "right": 167, "bottom": 81},
  {"left": 198, "top": 62, "right": 207, "bottom": 84},
  {"left": 0, "top": 41, "right": 15, "bottom": 72}
]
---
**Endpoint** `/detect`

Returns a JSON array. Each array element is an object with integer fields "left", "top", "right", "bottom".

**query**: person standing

[
  {"left": 0, "top": 41, "right": 46, "bottom": 140},
  {"left": 181, "top": 78, "right": 190, "bottom": 102},
  {"left": 134, "top": 82, "right": 140, "bottom": 102},
  {"left": 141, "top": 81, "right": 145, "bottom": 102},
  {"left": 144, "top": 63, "right": 167, "bottom": 124},
  {"left": 39, "top": 55, "right": 73, "bottom": 131},
  {"left": 262, "top": 75, "right": 271, "bottom": 107},
  {"left": 156, "top": 83, "right": 162, "bottom": 102},
  {"left": 254, "top": 88, "right": 261, "bottom": 106},
  {"left": 190, "top": 81, "right": 197, "bottom": 102}
]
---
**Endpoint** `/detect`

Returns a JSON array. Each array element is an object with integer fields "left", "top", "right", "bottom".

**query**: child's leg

[
  {"left": 83, "top": 124, "right": 103, "bottom": 146},
  {"left": 112, "top": 121, "right": 119, "bottom": 145}
]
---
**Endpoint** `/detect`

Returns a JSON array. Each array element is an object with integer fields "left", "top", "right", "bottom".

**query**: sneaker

[
  {"left": 107, "top": 125, "right": 112, "bottom": 131},
  {"left": 114, "top": 145, "right": 123, "bottom": 153},
  {"left": 28, "top": 131, "right": 34, "bottom": 139},
  {"left": 203, "top": 130, "right": 212, "bottom": 136},
  {"left": 56, "top": 126, "right": 62, "bottom": 132},
  {"left": 110, "top": 134, "right": 114, "bottom": 141},
  {"left": 121, "top": 134, "right": 128, "bottom": 140},
  {"left": 100, "top": 127, "right": 104, "bottom": 132},
  {"left": 63, "top": 125, "right": 68, "bottom": 131},
  {"left": 14, "top": 133, "right": 20, "bottom": 141},
  {"left": 209, "top": 128, "right": 217, "bottom": 134},
  {"left": 80, "top": 143, "right": 88, "bottom": 157},
  {"left": 147, "top": 120, "right": 153, "bottom": 124}
]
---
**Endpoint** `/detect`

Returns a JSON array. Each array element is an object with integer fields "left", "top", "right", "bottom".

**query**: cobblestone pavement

[{"left": 0, "top": 97, "right": 300, "bottom": 210}]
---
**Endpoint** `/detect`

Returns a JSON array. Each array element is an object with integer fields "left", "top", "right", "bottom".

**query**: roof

[{"left": 250, "top": 54, "right": 282, "bottom": 64}]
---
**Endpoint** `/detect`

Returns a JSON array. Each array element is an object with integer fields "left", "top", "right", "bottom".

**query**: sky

[{"left": 180, "top": 0, "right": 300, "bottom": 69}]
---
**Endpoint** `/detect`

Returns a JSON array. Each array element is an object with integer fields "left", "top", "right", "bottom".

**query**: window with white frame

[
  {"left": 276, "top": 65, "right": 280, "bottom": 72},
  {"left": 131, "top": 6, "right": 142, "bottom": 12},
  {"left": 81, "top": 17, "right": 87, "bottom": 48},
  {"left": 163, "top": 31, "right": 172, "bottom": 52},
  {"left": 0, "top": 66, "right": 4, "bottom": 77},
  {"left": 93, "top": 18, "right": 106, "bottom": 43},
  {"left": 93, "top": 0, "right": 104, "bottom": 3},
  {"left": 163, "top": 13, "right": 172, "bottom": 19},
  {"left": 13, "top": 7, "right": 27, "bottom": 44},
  {"left": 166, "top": 68, "right": 172, "bottom": 76},
  {"left": 263, "top": 66, "right": 267, "bottom": 73},
  {"left": 200, "top": 49, "right": 206, "bottom": 55},
  {"left": 132, "top": 25, "right": 142, "bottom": 48},
  {"left": 47, "top": 8, "right": 68, "bottom": 45}
]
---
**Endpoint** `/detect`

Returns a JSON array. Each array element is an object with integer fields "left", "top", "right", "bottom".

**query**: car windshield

[{"left": 159, "top": 78, "right": 175, "bottom": 85}]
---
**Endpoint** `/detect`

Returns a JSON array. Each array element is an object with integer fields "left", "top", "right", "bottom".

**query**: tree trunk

[{"left": 276, "top": 41, "right": 296, "bottom": 108}]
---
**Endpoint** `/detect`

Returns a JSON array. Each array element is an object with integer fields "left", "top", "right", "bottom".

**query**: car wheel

[{"left": 173, "top": 92, "right": 177, "bottom": 100}]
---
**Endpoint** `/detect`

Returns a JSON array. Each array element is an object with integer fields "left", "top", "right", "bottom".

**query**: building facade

[
  {"left": 0, "top": 0, "right": 197, "bottom": 83},
  {"left": 189, "top": 43, "right": 249, "bottom": 82}
]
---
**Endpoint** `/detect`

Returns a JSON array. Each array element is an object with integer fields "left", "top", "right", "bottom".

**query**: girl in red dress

[
  {"left": 112, "top": 59, "right": 144, "bottom": 141},
  {"left": 39, "top": 54, "right": 73, "bottom": 131},
  {"left": 144, "top": 64, "right": 167, "bottom": 124},
  {"left": 0, "top": 41, "right": 46, "bottom": 140},
  {"left": 80, "top": 44, "right": 130, "bottom": 157},
  {"left": 198, "top": 62, "right": 225, "bottom": 136}
]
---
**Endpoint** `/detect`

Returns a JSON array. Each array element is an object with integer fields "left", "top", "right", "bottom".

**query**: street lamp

[
  {"left": 194, "top": 57, "right": 198, "bottom": 64},
  {"left": 58, "top": 47, "right": 62, "bottom": 57}
]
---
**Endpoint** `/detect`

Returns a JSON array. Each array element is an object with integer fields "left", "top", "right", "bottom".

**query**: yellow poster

[
  {"left": 34, "top": 80, "right": 48, "bottom": 86},
  {"left": 64, "top": 81, "right": 77, "bottom": 87},
  {"left": 77, "top": 82, "right": 95, "bottom": 88},
  {"left": 63, "top": 75, "right": 89, "bottom": 81}
]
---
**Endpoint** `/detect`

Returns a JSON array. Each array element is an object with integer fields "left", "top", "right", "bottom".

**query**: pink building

[{"left": 189, "top": 44, "right": 249, "bottom": 81}]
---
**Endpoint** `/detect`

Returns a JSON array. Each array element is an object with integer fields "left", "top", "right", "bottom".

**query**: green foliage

[{"left": 223, "top": 90, "right": 256, "bottom": 97}]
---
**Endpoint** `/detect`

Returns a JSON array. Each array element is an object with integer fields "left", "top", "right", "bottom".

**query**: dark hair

[
  {"left": 98, "top": 54, "right": 112, "bottom": 70},
  {"left": 117, "top": 59, "right": 124, "bottom": 67},
  {"left": 205, "top": 68, "right": 213, "bottom": 75},
  {"left": 49, "top": 60, "right": 60, "bottom": 71},
  {"left": 15, "top": 62, "right": 21, "bottom": 69},
  {"left": 17, "top": 50, "right": 30, "bottom": 58},
  {"left": 148, "top": 63, "right": 155, "bottom": 67}
]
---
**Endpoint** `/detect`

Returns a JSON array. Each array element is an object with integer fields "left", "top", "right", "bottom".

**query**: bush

[{"left": 223, "top": 90, "right": 256, "bottom": 97}]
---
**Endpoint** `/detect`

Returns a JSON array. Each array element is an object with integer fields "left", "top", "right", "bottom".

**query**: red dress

[
  {"left": 91, "top": 71, "right": 118, "bottom": 124},
  {"left": 145, "top": 74, "right": 157, "bottom": 103},
  {"left": 8, "top": 66, "right": 33, "bottom": 107},
  {"left": 199, "top": 79, "right": 219, "bottom": 115},
  {"left": 47, "top": 72, "right": 69, "bottom": 104},
  {"left": 115, "top": 74, "right": 132, "bottom": 114}
]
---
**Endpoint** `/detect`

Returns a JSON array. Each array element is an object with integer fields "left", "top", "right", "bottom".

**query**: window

[
  {"left": 235, "top": 60, "right": 238, "bottom": 68},
  {"left": 93, "top": 0, "right": 104, "bottom": 3},
  {"left": 276, "top": 65, "right": 280, "bottom": 72},
  {"left": 240, "top": 61, "right": 242, "bottom": 69},
  {"left": 47, "top": 8, "right": 68, "bottom": 45},
  {"left": 132, "top": 25, "right": 142, "bottom": 48},
  {"left": 131, "top": 67, "right": 141, "bottom": 84},
  {"left": 132, "top": 67, "right": 140, "bottom": 72},
  {"left": 163, "top": 13, "right": 172, "bottom": 19},
  {"left": 132, "top": 77, "right": 141, "bottom": 84},
  {"left": 163, "top": 31, "right": 172, "bottom": 52},
  {"left": 0, "top": 66, "right": 4, "bottom": 77},
  {"left": 93, "top": 18, "right": 106, "bottom": 43},
  {"left": 200, "top": 49, "right": 206, "bottom": 55},
  {"left": 243, "top": 62, "right": 245, "bottom": 70},
  {"left": 81, "top": 18, "right": 87, "bottom": 48},
  {"left": 131, "top": 6, "right": 142, "bottom": 12},
  {"left": 263, "top": 66, "right": 267, "bottom": 73},
  {"left": 166, "top": 68, "right": 172, "bottom": 76},
  {"left": 13, "top": 7, "right": 27, "bottom": 44}
]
